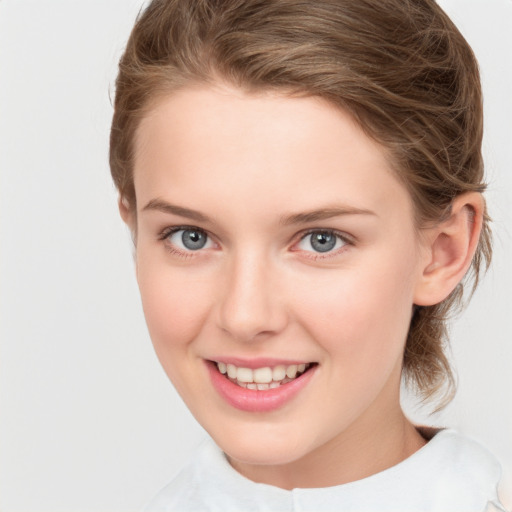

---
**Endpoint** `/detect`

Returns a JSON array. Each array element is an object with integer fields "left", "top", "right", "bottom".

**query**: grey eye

[
  {"left": 298, "top": 231, "right": 345, "bottom": 253},
  {"left": 182, "top": 230, "right": 207, "bottom": 250},
  {"left": 169, "top": 229, "right": 212, "bottom": 251}
]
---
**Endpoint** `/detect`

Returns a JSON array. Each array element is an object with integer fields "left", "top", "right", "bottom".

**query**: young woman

[{"left": 109, "top": 1, "right": 507, "bottom": 510}]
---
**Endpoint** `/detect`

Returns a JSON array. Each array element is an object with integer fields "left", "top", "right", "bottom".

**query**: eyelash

[
  {"left": 296, "top": 229, "right": 353, "bottom": 260},
  {"left": 158, "top": 225, "right": 210, "bottom": 259},
  {"left": 157, "top": 225, "right": 353, "bottom": 261}
]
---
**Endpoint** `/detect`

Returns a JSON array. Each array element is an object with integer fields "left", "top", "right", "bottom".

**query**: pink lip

[{"left": 206, "top": 360, "right": 317, "bottom": 412}]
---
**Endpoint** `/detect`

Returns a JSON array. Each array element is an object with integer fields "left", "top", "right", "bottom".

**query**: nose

[{"left": 216, "top": 250, "right": 288, "bottom": 342}]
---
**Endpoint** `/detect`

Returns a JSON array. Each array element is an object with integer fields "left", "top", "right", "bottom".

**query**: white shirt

[{"left": 142, "top": 429, "right": 507, "bottom": 512}]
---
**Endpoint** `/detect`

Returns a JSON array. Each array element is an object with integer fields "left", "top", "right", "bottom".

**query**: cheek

[
  {"left": 293, "top": 256, "right": 416, "bottom": 368},
  {"left": 136, "top": 255, "right": 213, "bottom": 352}
]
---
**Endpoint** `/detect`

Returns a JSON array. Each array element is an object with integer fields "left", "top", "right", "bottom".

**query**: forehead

[{"left": 133, "top": 84, "right": 414, "bottom": 224}]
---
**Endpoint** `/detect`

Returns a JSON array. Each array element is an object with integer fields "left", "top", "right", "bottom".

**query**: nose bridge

[{"left": 217, "top": 245, "right": 286, "bottom": 342}]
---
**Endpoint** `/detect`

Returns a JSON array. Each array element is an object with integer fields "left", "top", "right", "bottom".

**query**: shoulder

[
  {"left": 425, "top": 429, "right": 501, "bottom": 481},
  {"left": 403, "top": 428, "right": 507, "bottom": 511},
  {"left": 140, "top": 430, "right": 508, "bottom": 512},
  {"left": 140, "top": 437, "right": 289, "bottom": 512},
  {"left": 140, "top": 438, "right": 220, "bottom": 512},
  {"left": 299, "top": 428, "right": 508, "bottom": 512}
]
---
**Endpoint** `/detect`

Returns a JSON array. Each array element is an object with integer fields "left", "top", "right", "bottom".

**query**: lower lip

[{"left": 206, "top": 361, "right": 317, "bottom": 412}]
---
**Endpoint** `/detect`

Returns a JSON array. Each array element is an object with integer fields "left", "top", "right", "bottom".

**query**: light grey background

[{"left": 0, "top": 1, "right": 511, "bottom": 511}]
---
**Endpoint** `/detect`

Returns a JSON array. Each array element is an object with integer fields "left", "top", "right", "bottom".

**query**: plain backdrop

[{"left": 0, "top": 1, "right": 511, "bottom": 511}]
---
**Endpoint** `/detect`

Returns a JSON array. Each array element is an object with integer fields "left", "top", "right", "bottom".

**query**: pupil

[
  {"left": 311, "top": 232, "right": 336, "bottom": 253},
  {"left": 182, "top": 230, "right": 207, "bottom": 250}
]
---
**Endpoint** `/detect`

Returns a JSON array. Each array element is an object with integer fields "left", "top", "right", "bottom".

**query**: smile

[
  {"left": 207, "top": 360, "right": 318, "bottom": 412},
  {"left": 215, "top": 361, "right": 312, "bottom": 390}
]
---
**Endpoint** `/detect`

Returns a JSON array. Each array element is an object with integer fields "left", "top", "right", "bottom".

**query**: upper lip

[{"left": 207, "top": 357, "right": 315, "bottom": 369}]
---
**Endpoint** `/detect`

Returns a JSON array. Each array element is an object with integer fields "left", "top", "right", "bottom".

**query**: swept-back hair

[{"left": 110, "top": 0, "right": 492, "bottom": 409}]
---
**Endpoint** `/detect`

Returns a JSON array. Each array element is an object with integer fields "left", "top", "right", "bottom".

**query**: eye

[
  {"left": 297, "top": 230, "right": 348, "bottom": 254},
  {"left": 165, "top": 227, "right": 214, "bottom": 252}
]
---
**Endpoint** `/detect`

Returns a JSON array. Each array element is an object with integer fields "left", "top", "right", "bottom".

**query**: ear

[
  {"left": 413, "top": 192, "right": 484, "bottom": 306},
  {"left": 118, "top": 196, "right": 137, "bottom": 245}
]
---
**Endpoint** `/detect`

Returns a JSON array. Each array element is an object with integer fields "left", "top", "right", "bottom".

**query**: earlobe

[
  {"left": 118, "top": 196, "right": 138, "bottom": 257},
  {"left": 118, "top": 196, "right": 132, "bottom": 224},
  {"left": 413, "top": 192, "right": 484, "bottom": 306},
  {"left": 118, "top": 196, "right": 137, "bottom": 232}
]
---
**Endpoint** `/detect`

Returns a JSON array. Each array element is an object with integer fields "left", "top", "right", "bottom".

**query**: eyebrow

[
  {"left": 142, "top": 199, "right": 376, "bottom": 225},
  {"left": 279, "top": 206, "right": 377, "bottom": 225},
  {"left": 142, "top": 199, "right": 212, "bottom": 223}
]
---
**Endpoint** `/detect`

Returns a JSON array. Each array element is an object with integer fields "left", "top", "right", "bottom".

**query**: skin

[{"left": 121, "top": 83, "right": 483, "bottom": 490}]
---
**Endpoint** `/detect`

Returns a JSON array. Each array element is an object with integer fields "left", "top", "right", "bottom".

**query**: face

[{"left": 130, "top": 84, "right": 429, "bottom": 480}]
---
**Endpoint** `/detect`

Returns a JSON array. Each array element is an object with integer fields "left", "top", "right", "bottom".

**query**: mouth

[
  {"left": 206, "top": 359, "right": 318, "bottom": 412},
  {"left": 214, "top": 361, "right": 316, "bottom": 390}
]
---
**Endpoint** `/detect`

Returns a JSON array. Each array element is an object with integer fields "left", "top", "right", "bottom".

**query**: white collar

[{"left": 144, "top": 429, "right": 505, "bottom": 512}]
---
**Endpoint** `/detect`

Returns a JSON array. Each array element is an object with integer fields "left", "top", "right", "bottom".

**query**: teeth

[
  {"left": 272, "top": 365, "right": 286, "bottom": 381},
  {"left": 226, "top": 364, "right": 237, "bottom": 379},
  {"left": 236, "top": 367, "right": 253, "bottom": 383},
  {"left": 286, "top": 365, "right": 298, "bottom": 379},
  {"left": 216, "top": 361, "right": 312, "bottom": 390},
  {"left": 253, "top": 367, "right": 273, "bottom": 383}
]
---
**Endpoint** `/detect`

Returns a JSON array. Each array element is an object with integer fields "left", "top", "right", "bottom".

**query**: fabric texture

[{"left": 142, "top": 429, "right": 508, "bottom": 512}]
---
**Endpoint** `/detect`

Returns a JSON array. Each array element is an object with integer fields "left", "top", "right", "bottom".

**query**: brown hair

[{"left": 110, "top": 0, "right": 492, "bottom": 409}]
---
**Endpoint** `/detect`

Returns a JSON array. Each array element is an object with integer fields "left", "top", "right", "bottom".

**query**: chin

[{"left": 212, "top": 424, "right": 312, "bottom": 467}]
